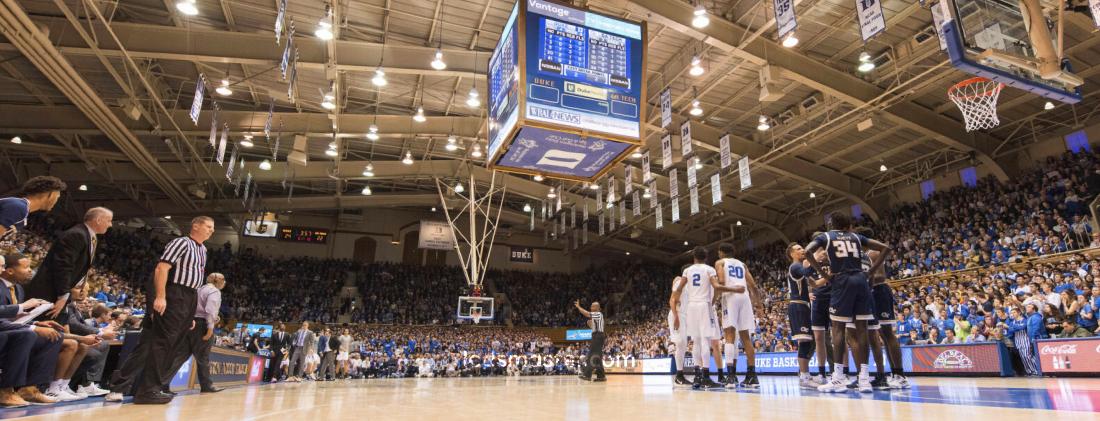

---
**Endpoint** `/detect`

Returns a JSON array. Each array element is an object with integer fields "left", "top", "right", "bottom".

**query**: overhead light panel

[
  {"left": 259, "top": 159, "right": 272, "bottom": 171},
  {"left": 454, "top": 182, "right": 465, "bottom": 193},
  {"left": 1044, "top": 101, "right": 1055, "bottom": 110},
  {"left": 642, "top": 188, "right": 652, "bottom": 199},
  {"left": 362, "top": 163, "right": 375, "bottom": 177},
  {"left": 689, "top": 99, "right": 703, "bottom": 116},
  {"left": 879, "top": 164, "right": 887, "bottom": 172},
  {"left": 175, "top": 0, "right": 198, "bottom": 16},
  {"left": 781, "top": 33, "right": 799, "bottom": 48},
  {"left": 857, "top": 52, "right": 875, "bottom": 73},
  {"left": 470, "top": 143, "right": 483, "bottom": 158},
  {"left": 736, "top": 220, "right": 742, "bottom": 226},
  {"left": 78, "top": 184, "right": 88, "bottom": 191},
  {"left": 689, "top": 56, "right": 705, "bottom": 77},
  {"left": 533, "top": 174, "right": 544, "bottom": 182},
  {"left": 315, "top": 5, "right": 334, "bottom": 41},
  {"left": 216, "top": 79, "right": 233, "bottom": 96},
  {"left": 413, "top": 107, "right": 427, "bottom": 123},
  {"left": 691, "top": 4, "right": 709, "bottom": 28},
  {"left": 466, "top": 87, "right": 481, "bottom": 108},
  {"left": 361, "top": 185, "right": 373, "bottom": 195},
  {"left": 240, "top": 134, "right": 254, "bottom": 148},
  {"left": 402, "top": 151, "right": 414, "bottom": 165},
  {"left": 430, "top": 49, "right": 447, "bottom": 70},
  {"left": 10, "top": 136, "right": 21, "bottom": 144},
  {"left": 547, "top": 187, "right": 557, "bottom": 199},
  {"left": 523, "top": 203, "right": 532, "bottom": 213},
  {"left": 372, "top": 68, "right": 387, "bottom": 87},
  {"left": 757, "top": 115, "right": 770, "bottom": 131},
  {"left": 325, "top": 142, "right": 338, "bottom": 157},
  {"left": 367, "top": 124, "right": 380, "bottom": 141},
  {"left": 445, "top": 135, "right": 459, "bottom": 152}
]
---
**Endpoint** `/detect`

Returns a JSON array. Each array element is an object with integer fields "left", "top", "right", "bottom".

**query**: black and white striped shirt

[
  {"left": 159, "top": 236, "right": 208, "bottom": 289},
  {"left": 590, "top": 312, "right": 604, "bottom": 333}
]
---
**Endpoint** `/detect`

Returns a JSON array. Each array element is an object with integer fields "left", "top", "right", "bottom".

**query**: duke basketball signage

[
  {"left": 509, "top": 246, "right": 536, "bottom": 263},
  {"left": 1037, "top": 338, "right": 1100, "bottom": 375}
]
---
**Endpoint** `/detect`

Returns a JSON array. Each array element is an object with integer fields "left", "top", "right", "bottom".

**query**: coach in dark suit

[
  {"left": 25, "top": 208, "right": 113, "bottom": 321},
  {"left": 265, "top": 323, "right": 289, "bottom": 382}
]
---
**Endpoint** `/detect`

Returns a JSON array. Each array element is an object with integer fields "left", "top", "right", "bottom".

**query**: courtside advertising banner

[
  {"left": 209, "top": 347, "right": 257, "bottom": 387},
  {"left": 903, "top": 342, "right": 1009, "bottom": 375},
  {"left": 1037, "top": 337, "right": 1100, "bottom": 375}
]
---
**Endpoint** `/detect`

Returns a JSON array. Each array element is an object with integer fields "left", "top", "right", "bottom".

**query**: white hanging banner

[
  {"left": 556, "top": 191, "right": 562, "bottom": 212},
  {"left": 583, "top": 223, "right": 588, "bottom": 244},
  {"left": 275, "top": 0, "right": 287, "bottom": 44},
  {"left": 661, "top": 134, "right": 673, "bottom": 170},
  {"left": 738, "top": 156, "right": 752, "bottom": 190},
  {"left": 671, "top": 197, "right": 680, "bottom": 222},
  {"left": 242, "top": 172, "right": 252, "bottom": 202},
  {"left": 596, "top": 189, "right": 603, "bottom": 212},
  {"left": 583, "top": 202, "right": 589, "bottom": 222},
  {"left": 1090, "top": 0, "right": 1100, "bottom": 28},
  {"left": 711, "top": 173, "right": 723, "bottom": 205},
  {"left": 774, "top": 0, "right": 798, "bottom": 41},
  {"left": 573, "top": 229, "right": 579, "bottom": 250},
  {"left": 655, "top": 205, "right": 664, "bottom": 229},
  {"left": 541, "top": 201, "right": 547, "bottom": 222},
  {"left": 648, "top": 182, "right": 658, "bottom": 209},
  {"left": 680, "top": 121, "right": 693, "bottom": 158},
  {"left": 571, "top": 206, "right": 576, "bottom": 228},
  {"left": 660, "top": 88, "right": 673, "bottom": 129},
  {"left": 189, "top": 76, "right": 205, "bottom": 125},
  {"left": 632, "top": 190, "right": 641, "bottom": 216},
  {"left": 619, "top": 200, "right": 626, "bottom": 225},
  {"left": 608, "top": 204, "right": 615, "bottom": 231},
  {"left": 216, "top": 125, "right": 228, "bottom": 165},
  {"left": 530, "top": 208, "right": 535, "bottom": 231},
  {"left": 624, "top": 167, "right": 634, "bottom": 194},
  {"left": 226, "top": 145, "right": 238, "bottom": 180},
  {"left": 598, "top": 211, "right": 605, "bottom": 235},
  {"left": 264, "top": 101, "right": 275, "bottom": 136},
  {"left": 686, "top": 163, "right": 697, "bottom": 187},
  {"left": 208, "top": 108, "right": 218, "bottom": 147},
  {"left": 856, "top": 0, "right": 887, "bottom": 42},
  {"left": 607, "top": 176, "right": 616, "bottom": 207},
  {"left": 669, "top": 169, "right": 679, "bottom": 198},
  {"left": 642, "top": 151, "right": 652, "bottom": 183},
  {"left": 719, "top": 134, "right": 732, "bottom": 169},
  {"left": 689, "top": 186, "right": 700, "bottom": 215}
]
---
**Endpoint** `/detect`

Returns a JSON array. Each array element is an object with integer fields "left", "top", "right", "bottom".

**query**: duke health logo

[{"left": 933, "top": 349, "right": 974, "bottom": 369}]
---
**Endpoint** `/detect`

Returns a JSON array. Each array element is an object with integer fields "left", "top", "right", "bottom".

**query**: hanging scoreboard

[{"left": 486, "top": 0, "right": 646, "bottom": 182}]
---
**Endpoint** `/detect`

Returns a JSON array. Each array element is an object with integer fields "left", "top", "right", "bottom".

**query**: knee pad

[{"left": 798, "top": 341, "right": 815, "bottom": 359}]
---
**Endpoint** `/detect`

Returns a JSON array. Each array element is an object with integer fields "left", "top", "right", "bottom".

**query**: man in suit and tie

[
  {"left": 25, "top": 207, "right": 113, "bottom": 321},
  {"left": 0, "top": 253, "right": 72, "bottom": 404},
  {"left": 265, "top": 323, "right": 289, "bottom": 382},
  {"left": 317, "top": 328, "right": 337, "bottom": 381},
  {"left": 287, "top": 321, "right": 314, "bottom": 382}
]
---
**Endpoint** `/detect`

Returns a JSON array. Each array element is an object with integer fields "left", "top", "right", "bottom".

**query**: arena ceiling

[{"left": 0, "top": 0, "right": 1098, "bottom": 260}]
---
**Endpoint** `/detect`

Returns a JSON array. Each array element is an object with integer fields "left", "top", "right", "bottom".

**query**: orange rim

[{"left": 948, "top": 77, "right": 1004, "bottom": 100}]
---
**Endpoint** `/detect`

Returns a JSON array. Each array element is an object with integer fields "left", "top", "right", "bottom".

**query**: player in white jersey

[
  {"left": 667, "top": 275, "right": 690, "bottom": 385},
  {"left": 715, "top": 242, "right": 763, "bottom": 388},
  {"left": 671, "top": 247, "right": 739, "bottom": 390}
]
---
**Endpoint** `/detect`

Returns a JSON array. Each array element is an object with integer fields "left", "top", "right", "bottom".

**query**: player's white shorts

[
  {"left": 684, "top": 302, "right": 721, "bottom": 340},
  {"left": 306, "top": 352, "right": 320, "bottom": 365},
  {"left": 337, "top": 351, "right": 349, "bottom": 361},
  {"left": 667, "top": 310, "right": 687, "bottom": 343},
  {"left": 721, "top": 294, "right": 756, "bottom": 332}
]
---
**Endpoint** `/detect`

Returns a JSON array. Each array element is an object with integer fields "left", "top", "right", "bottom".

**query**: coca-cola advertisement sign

[{"left": 1038, "top": 338, "right": 1100, "bottom": 375}]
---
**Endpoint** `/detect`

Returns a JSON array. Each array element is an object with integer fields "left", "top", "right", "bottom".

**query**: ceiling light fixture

[
  {"left": 259, "top": 159, "right": 273, "bottom": 171},
  {"left": 430, "top": 49, "right": 447, "bottom": 70},
  {"left": 523, "top": 203, "right": 532, "bottom": 213},
  {"left": 693, "top": 156, "right": 703, "bottom": 170},
  {"left": 466, "top": 87, "right": 481, "bottom": 108},
  {"left": 413, "top": 106, "right": 427, "bottom": 123},
  {"left": 402, "top": 151, "right": 414, "bottom": 165},
  {"left": 781, "top": 33, "right": 799, "bottom": 48},
  {"left": 362, "top": 163, "right": 375, "bottom": 177},
  {"left": 321, "top": 92, "right": 336, "bottom": 110},
  {"left": 216, "top": 79, "right": 233, "bottom": 96},
  {"left": 454, "top": 182, "right": 465, "bottom": 193},
  {"left": 809, "top": 192, "right": 816, "bottom": 198},
  {"left": 325, "top": 142, "right": 338, "bottom": 157},
  {"left": 445, "top": 135, "right": 459, "bottom": 152},
  {"left": 589, "top": 183, "right": 600, "bottom": 190},
  {"left": 533, "top": 174, "right": 545, "bottom": 182},
  {"left": 10, "top": 136, "right": 21, "bottom": 144},
  {"left": 372, "top": 68, "right": 387, "bottom": 87},
  {"left": 857, "top": 51, "right": 875, "bottom": 73},
  {"left": 642, "top": 188, "right": 652, "bottom": 199},
  {"left": 367, "top": 124, "right": 380, "bottom": 141},
  {"left": 361, "top": 185, "right": 373, "bottom": 196},
  {"left": 689, "top": 99, "right": 703, "bottom": 116},
  {"left": 315, "top": 5, "right": 334, "bottom": 41},
  {"left": 879, "top": 163, "right": 888, "bottom": 172},
  {"left": 757, "top": 115, "right": 770, "bottom": 131},
  {"left": 175, "top": 0, "right": 198, "bottom": 16},
  {"left": 547, "top": 187, "right": 557, "bottom": 199},
  {"left": 691, "top": 4, "right": 710, "bottom": 28},
  {"left": 683, "top": 240, "right": 689, "bottom": 246},
  {"left": 736, "top": 220, "right": 742, "bottom": 226},
  {"left": 1044, "top": 101, "right": 1055, "bottom": 110},
  {"left": 240, "top": 134, "right": 254, "bottom": 148},
  {"left": 78, "top": 184, "right": 88, "bottom": 191},
  {"left": 689, "top": 55, "right": 705, "bottom": 77}
]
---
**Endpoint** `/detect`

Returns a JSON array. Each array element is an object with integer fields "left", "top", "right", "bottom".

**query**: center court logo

[{"left": 933, "top": 349, "right": 974, "bottom": 369}]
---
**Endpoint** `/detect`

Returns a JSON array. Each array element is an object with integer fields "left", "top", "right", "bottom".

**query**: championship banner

[
  {"left": 679, "top": 121, "right": 693, "bottom": 158},
  {"left": 530, "top": 207, "right": 535, "bottom": 231},
  {"left": 661, "top": 134, "right": 673, "bottom": 170},
  {"left": 1037, "top": 337, "right": 1100, "bottom": 375},
  {"left": 598, "top": 211, "right": 605, "bottom": 235},
  {"left": 632, "top": 191, "right": 641, "bottom": 216},
  {"left": 689, "top": 186, "right": 699, "bottom": 215},
  {"left": 669, "top": 169, "right": 679, "bottom": 198},
  {"left": 208, "top": 108, "right": 218, "bottom": 147},
  {"left": 738, "top": 156, "right": 752, "bottom": 190},
  {"left": 226, "top": 145, "right": 238, "bottom": 180},
  {"left": 608, "top": 203, "right": 615, "bottom": 231},
  {"left": 660, "top": 88, "right": 672, "bottom": 129},
  {"left": 624, "top": 167, "right": 634, "bottom": 194},
  {"left": 711, "top": 173, "right": 722, "bottom": 205},
  {"left": 596, "top": 189, "right": 603, "bottom": 213},
  {"left": 619, "top": 200, "right": 626, "bottom": 225},
  {"left": 648, "top": 181, "right": 658, "bottom": 209},
  {"left": 418, "top": 220, "right": 456, "bottom": 250},
  {"left": 719, "top": 134, "right": 732, "bottom": 169},
  {"left": 655, "top": 204, "right": 663, "bottom": 229},
  {"left": 686, "top": 163, "right": 697, "bottom": 187},
  {"left": 570, "top": 206, "right": 576, "bottom": 228},
  {"left": 642, "top": 152, "right": 652, "bottom": 182},
  {"left": 216, "top": 125, "right": 228, "bottom": 165},
  {"left": 773, "top": 0, "right": 797, "bottom": 41},
  {"left": 555, "top": 189, "right": 562, "bottom": 212},
  {"left": 583, "top": 202, "right": 589, "bottom": 222},
  {"left": 1091, "top": 0, "right": 1100, "bottom": 28},
  {"left": 856, "top": 0, "right": 886, "bottom": 42},
  {"left": 670, "top": 197, "right": 680, "bottom": 222},
  {"left": 607, "top": 176, "right": 616, "bottom": 207},
  {"left": 190, "top": 75, "right": 205, "bottom": 125},
  {"left": 903, "top": 343, "right": 1010, "bottom": 376}
]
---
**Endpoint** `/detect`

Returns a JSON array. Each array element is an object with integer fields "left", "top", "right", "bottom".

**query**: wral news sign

[{"left": 510, "top": 246, "right": 536, "bottom": 263}]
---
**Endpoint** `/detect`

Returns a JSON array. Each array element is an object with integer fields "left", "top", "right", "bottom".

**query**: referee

[
  {"left": 165, "top": 272, "right": 226, "bottom": 393},
  {"left": 106, "top": 216, "right": 213, "bottom": 404},
  {"left": 573, "top": 300, "right": 606, "bottom": 382}
]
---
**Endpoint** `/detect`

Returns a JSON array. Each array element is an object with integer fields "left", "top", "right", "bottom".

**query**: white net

[
  {"left": 948, "top": 77, "right": 1003, "bottom": 132},
  {"left": 471, "top": 307, "right": 482, "bottom": 324}
]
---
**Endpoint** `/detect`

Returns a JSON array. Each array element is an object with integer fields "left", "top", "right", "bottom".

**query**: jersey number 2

[
  {"left": 692, "top": 274, "right": 701, "bottom": 286},
  {"left": 833, "top": 240, "right": 860, "bottom": 258}
]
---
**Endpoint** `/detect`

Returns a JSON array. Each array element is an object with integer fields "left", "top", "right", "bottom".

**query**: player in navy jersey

[
  {"left": 786, "top": 243, "right": 820, "bottom": 389},
  {"left": 804, "top": 213, "right": 890, "bottom": 393},
  {"left": 861, "top": 239, "right": 910, "bottom": 389},
  {"left": 805, "top": 240, "right": 832, "bottom": 384}
]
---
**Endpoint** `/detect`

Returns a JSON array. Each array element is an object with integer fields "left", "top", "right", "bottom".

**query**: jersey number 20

[
  {"left": 728, "top": 266, "right": 744, "bottom": 279},
  {"left": 833, "top": 240, "right": 860, "bottom": 258}
]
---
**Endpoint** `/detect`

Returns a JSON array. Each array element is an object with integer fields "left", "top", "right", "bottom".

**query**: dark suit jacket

[
  {"left": 270, "top": 331, "right": 289, "bottom": 356},
  {"left": 0, "top": 281, "right": 25, "bottom": 320},
  {"left": 26, "top": 224, "right": 93, "bottom": 303},
  {"left": 65, "top": 303, "right": 97, "bottom": 336}
]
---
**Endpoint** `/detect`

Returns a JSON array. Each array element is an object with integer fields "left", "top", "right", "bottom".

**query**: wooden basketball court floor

[{"left": 2, "top": 376, "right": 1098, "bottom": 420}]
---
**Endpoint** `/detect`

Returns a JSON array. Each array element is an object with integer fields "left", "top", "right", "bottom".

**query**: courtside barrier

[{"left": 1037, "top": 337, "right": 1100, "bottom": 376}]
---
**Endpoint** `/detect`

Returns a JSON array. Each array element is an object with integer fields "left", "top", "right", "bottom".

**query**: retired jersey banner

[
  {"left": 738, "top": 156, "right": 752, "bottom": 190},
  {"left": 190, "top": 76, "right": 205, "bottom": 125},
  {"left": 671, "top": 197, "right": 680, "bottom": 222},
  {"left": 216, "top": 125, "right": 228, "bottom": 165},
  {"left": 774, "top": 0, "right": 797, "bottom": 42},
  {"left": 619, "top": 200, "right": 626, "bottom": 225},
  {"left": 930, "top": 3, "right": 948, "bottom": 51},
  {"left": 1090, "top": 0, "right": 1100, "bottom": 28},
  {"left": 208, "top": 109, "right": 218, "bottom": 147},
  {"left": 719, "top": 134, "right": 732, "bottom": 169},
  {"left": 632, "top": 191, "right": 641, "bottom": 216},
  {"left": 598, "top": 211, "right": 605, "bottom": 235},
  {"left": 642, "top": 151, "right": 652, "bottom": 182},
  {"left": 648, "top": 182, "right": 658, "bottom": 209},
  {"left": 608, "top": 204, "right": 615, "bottom": 231},
  {"left": 711, "top": 173, "right": 723, "bottom": 205},
  {"left": 686, "top": 163, "right": 697, "bottom": 187},
  {"left": 660, "top": 88, "right": 673, "bottom": 129},
  {"left": 689, "top": 186, "right": 699, "bottom": 215},
  {"left": 680, "top": 121, "right": 693, "bottom": 158},
  {"left": 661, "top": 134, "right": 673, "bottom": 170},
  {"left": 856, "top": 0, "right": 886, "bottom": 41},
  {"left": 624, "top": 167, "right": 634, "bottom": 194},
  {"left": 655, "top": 204, "right": 663, "bottom": 229},
  {"left": 669, "top": 169, "right": 679, "bottom": 198}
]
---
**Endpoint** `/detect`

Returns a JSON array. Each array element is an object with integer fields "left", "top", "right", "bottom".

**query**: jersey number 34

[{"left": 833, "top": 240, "right": 861, "bottom": 258}]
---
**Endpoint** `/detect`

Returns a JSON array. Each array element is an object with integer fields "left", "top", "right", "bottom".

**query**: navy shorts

[
  {"left": 872, "top": 283, "right": 896, "bottom": 326},
  {"left": 828, "top": 272, "right": 873, "bottom": 323},
  {"left": 811, "top": 292, "right": 831, "bottom": 330},
  {"left": 787, "top": 302, "right": 813, "bottom": 341}
]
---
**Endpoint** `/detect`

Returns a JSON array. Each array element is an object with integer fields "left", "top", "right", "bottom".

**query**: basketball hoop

[
  {"left": 471, "top": 307, "right": 483, "bottom": 325},
  {"left": 948, "top": 77, "right": 1003, "bottom": 132}
]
